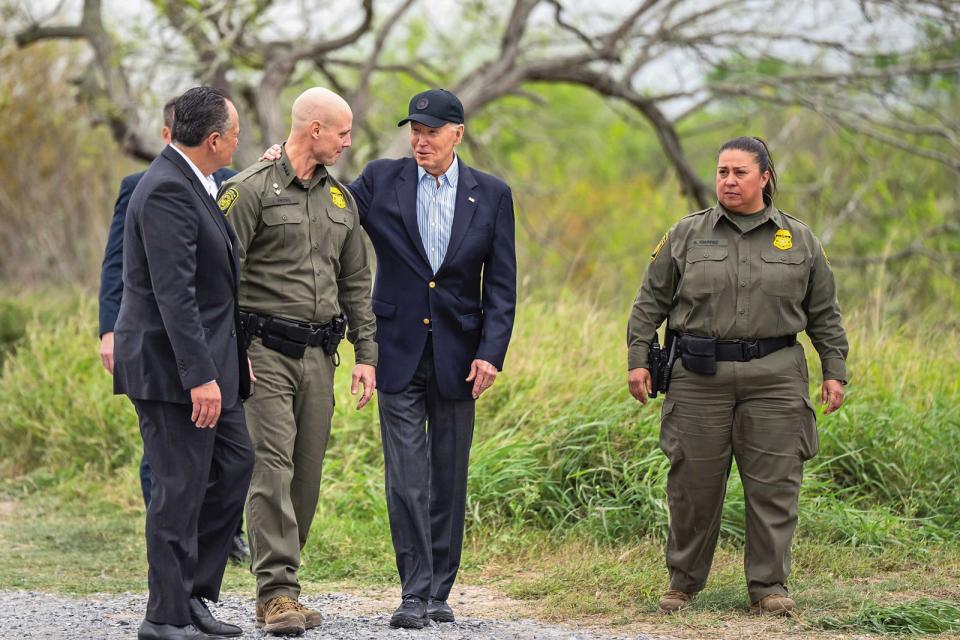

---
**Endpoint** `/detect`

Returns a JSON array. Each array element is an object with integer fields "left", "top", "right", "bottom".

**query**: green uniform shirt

[
  {"left": 219, "top": 146, "right": 377, "bottom": 366},
  {"left": 627, "top": 203, "right": 848, "bottom": 382}
]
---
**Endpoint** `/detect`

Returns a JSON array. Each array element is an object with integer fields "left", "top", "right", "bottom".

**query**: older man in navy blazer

[{"left": 349, "top": 89, "right": 516, "bottom": 629}]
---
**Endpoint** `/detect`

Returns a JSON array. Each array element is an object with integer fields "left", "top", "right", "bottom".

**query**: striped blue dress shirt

[{"left": 417, "top": 155, "right": 459, "bottom": 273}]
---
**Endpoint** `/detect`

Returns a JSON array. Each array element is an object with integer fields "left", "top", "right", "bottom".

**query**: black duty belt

[
  {"left": 239, "top": 310, "right": 345, "bottom": 361},
  {"left": 681, "top": 333, "right": 797, "bottom": 362},
  {"left": 716, "top": 334, "right": 796, "bottom": 362}
]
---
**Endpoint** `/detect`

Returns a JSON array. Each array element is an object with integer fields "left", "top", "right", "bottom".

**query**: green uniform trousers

[
  {"left": 244, "top": 337, "right": 336, "bottom": 606},
  {"left": 659, "top": 343, "right": 818, "bottom": 603}
]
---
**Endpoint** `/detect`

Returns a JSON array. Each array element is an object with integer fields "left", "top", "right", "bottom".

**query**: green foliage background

[{"left": 0, "top": 40, "right": 958, "bottom": 629}]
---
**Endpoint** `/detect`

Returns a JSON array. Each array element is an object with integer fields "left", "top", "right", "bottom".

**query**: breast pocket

[
  {"left": 683, "top": 246, "right": 730, "bottom": 294},
  {"left": 324, "top": 207, "right": 354, "bottom": 254},
  {"left": 760, "top": 249, "right": 809, "bottom": 300},
  {"left": 261, "top": 206, "right": 304, "bottom": 248}
]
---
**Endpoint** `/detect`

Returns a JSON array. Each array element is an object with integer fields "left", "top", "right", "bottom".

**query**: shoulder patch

[
  {"left": 218, "top": 187, "right": 239, "bottom": 215},
  {"left": 651, "top": 232, "right": 668, "bottom": 261}
]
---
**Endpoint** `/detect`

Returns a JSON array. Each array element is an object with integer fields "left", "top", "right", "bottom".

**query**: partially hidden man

[
  {"left": 113, "top": 86, "right": 252, "bottom": 640},
  {"left": 349, "top": 89, "right": 517, "bottom": 628},
  {"left": 626, "top": 136, "right": 849, "bottom": 616},
  {"left": 219, "top": 88, "right": 377, "bottom": 636}
]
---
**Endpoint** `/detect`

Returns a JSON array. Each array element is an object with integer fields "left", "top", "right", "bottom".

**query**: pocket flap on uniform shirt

[
  {"left": 372, "top": 298, "right": 396, "bottom": 319},
  {"left": 761, "top": 249, "right": 805, "bottom": 265},
  {"left": 686, "top": 246, "right": 728, "bottom": 263},
  {"left": 326, "top": 208, "right": 355, "bottom": 230},
  {"left": 262, "top": 208, "right": 303, "bottom": 226}
]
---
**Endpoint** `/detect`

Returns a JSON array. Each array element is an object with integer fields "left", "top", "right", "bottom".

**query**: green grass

[
  {"left": 1, "top": 291, "right": 959, "bottom": 636},
  {"left": 3, "top": 493, "right": 958, "bottom": 636},
  {"left": 815, "top": 600, "right": 960, "bottom": 634}
]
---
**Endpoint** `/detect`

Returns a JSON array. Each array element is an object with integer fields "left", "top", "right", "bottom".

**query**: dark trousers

[
  {"left": 133, "top": 399, "right": 253, "bottom": 625},
  {"left": 141, "top": 453, "right": 244, "bottom": 537},
  {"left": 378, "top": 338, "right": 476, "bottom": 601},
  {"left": 659, "top": 344, "right": 817, "bottom": 603}
]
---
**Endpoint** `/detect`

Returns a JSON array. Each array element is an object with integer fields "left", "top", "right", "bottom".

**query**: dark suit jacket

[
  {"left": 99, "top": 167, "right": 235, "bottom": 336},
  {"left": 349, "top": 157, "right": 516, "bottom": 400},
  {"left": 112, "top": 147, "right": 248, "bottom": 406}
]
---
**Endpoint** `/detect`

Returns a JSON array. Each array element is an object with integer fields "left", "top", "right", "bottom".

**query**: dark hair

[
  {"left": 162, "top": 97, "right": 177, "bottom": 129},
  {"left": 171, "top": 86, "right": 231, "bottom": 147},
  {"left": 718, "top": 136, "right": 778, "bottom": 204}
]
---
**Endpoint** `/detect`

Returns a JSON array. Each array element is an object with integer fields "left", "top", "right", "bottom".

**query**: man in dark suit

[
  {"left": 349, "top": 89, "right": 517, "bottom": 629},
  {"left": 113, "top": 86, "right": 253, "bottom": 640},
  {"left": 98, "top": 102, "right": 244, "bottom": 564}
]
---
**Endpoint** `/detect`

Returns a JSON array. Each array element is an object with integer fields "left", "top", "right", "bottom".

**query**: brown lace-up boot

[
  {"left": 658, "top": 589, "right": 694, "bottom": 613},
  {"left": 256, "top": 595, "right": 306, "bottom": 635},
  {"left": 751, "top": 594, "right": 796, "bottom": 616},
  {"left": 294, "top": 601, "right": 322, "bottom": 629}
]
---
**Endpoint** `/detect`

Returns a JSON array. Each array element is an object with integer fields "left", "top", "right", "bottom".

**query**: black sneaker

[
  {"left": 390, "top": 595, "right": 428, "bottom": 629},
  {"left": 427, "top": 599, "right": 454, "bottom": 623}
]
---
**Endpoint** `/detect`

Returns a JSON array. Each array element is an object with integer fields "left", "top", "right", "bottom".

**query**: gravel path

[{"left": 0, "top": 591, "right": 654, "bottom": 639}]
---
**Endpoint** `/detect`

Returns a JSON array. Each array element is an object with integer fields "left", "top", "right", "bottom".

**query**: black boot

[
  {"left": 427, "top": 599, "right": 455, "bottom": 623},
  {"left": 390, "top": 595, "right": 428, "bottom": 629}
]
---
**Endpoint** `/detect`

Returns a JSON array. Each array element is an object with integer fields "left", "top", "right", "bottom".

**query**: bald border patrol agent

[
  {"left": 218, "top": 88, "right": 377, "bottom": 636},
  {"left": 627, "top": 136, "right": 848, "bottom": 616}
]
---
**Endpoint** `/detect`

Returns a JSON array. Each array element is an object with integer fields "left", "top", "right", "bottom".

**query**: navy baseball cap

[{"left": 397, "top": 89, "right": 464, "bottom": 127}]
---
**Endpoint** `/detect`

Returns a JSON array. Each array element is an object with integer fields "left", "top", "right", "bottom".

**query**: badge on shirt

[
  {"left": 330, "top": 186, "right": 347, "bottom": 209},
  {"left": 773, "top": 229, "right": 793, "bottom": 250},
  {"left": 218, "top": 188, "right": 239, "bottom": 215}
]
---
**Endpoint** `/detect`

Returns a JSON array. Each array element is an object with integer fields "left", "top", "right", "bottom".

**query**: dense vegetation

[
  {"left": 1, "top": 41, "right": 958, "bottom": 635},
  {"left": 2, "top": 295, "right": 958, "bottom": 546}
]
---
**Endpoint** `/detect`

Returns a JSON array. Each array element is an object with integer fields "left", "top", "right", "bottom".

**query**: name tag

[
  {"left": 691, "top": 239, "right": 728, "bottom": 246},
  {"left": 262, "top": 196, "right": 297, "bottom": 207}
]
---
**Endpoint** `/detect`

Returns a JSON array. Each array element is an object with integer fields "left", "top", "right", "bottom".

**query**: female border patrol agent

[{"left": 626, "top": 136, "right": 849, "bottom": 615}]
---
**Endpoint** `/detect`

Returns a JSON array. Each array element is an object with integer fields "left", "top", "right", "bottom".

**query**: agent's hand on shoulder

[
  {"left": 628, "top": 368, "right": 652, "bottom": 405},
  {"left": 259, "top": 144, "right": 282, "bottom": 162}
]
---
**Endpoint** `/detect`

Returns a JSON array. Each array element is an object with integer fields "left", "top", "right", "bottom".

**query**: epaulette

[
  {"left": 227, "top": 160, "right": 274, "bottom": 187},
  {"left": 679, "top": 206, "right": 713, "bottom": 221},
  {"left": 218, "top": 161, "right": 275, "bottom": 214},
  {"left": 779, "top": 210, "right": 810, "bottom": 228}
]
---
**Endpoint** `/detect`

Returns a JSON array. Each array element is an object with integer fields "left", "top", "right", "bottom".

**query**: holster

[
  {"left": 239, "top": 311, "right": 345, "bottom": 362},
  {"left": 647, "top": 328, "right": 678, "bottom": 398},
  {"left": 679, "top": 334, "right": 718, "bottom": 375},
  {"left": 648, "top": 338, "right": 663, "bottom": 396}
]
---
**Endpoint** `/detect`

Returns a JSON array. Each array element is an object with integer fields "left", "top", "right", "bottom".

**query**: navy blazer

[
  {"left": 98, "top": 167, "right": 235, "bottom": 336},
  {"left": 350, "top": 157, "right": 516, "bottom": 400},
  {"left": 112, "top": 147, "right": 248, "bottom": 405}
]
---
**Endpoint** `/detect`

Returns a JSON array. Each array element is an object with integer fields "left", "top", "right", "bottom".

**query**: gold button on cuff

[{"left": 423, "top": 318, "right": 431, "bottom": 325}]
